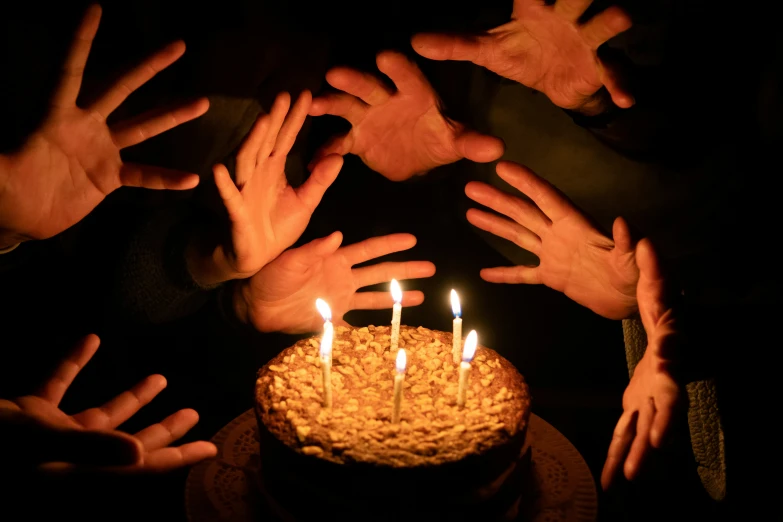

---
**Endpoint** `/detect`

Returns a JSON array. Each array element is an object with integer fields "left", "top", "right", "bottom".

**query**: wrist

[
  {"left": 184, "top": 229, "right": 236, "bottom": 287},
  {"left": 232, "top": 282, "right": 251, "bottom": 325},
  {"left": 570, "top": 88, "right": 615, "bottom": 117}
]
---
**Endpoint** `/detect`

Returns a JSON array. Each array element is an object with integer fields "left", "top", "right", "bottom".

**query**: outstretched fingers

[
  {"left": 466, "top": 208, "right": 542, "bottom": 254},
  {"left": 411, "top": 32, "right": 495, "bottom": 69},
  {"left": 213, "top": 163, "right": 251, "bottom": 231},
  {"left": 495, "top": 161, "right": 574, "bottom": 222},
  {"left": 325, "top": 66, "right": 392, "bottom": 106},
  {"left": 480, "top": 266, "right": 542, "bottom": 285},
  {"left": 36, "top": 334, "right": 101, "bottom": 406},
  {"left": 340, "top": 233, "right": 418, "bottom": 266},
  {"left": 273, "top": 232, "right": 344, "bottom": 273},
  {"left": 455, "top": 131, "right": 505, "bottom": 163},
  {"left": 553, "top": 0, "right": 593, "bottom": 22},
  {"left": 134, "top": 408, "right": 200, "bottom": 451},
  {"left": 601, "top": 410, "right": 637, "bottom": 490},
  {"left": 465, "top": 180, "right": 550, "bottom": 236},
  {"left": 51, "top": 4, "right": 101, "bottom": 108},
  {"left": 376, "top": 51, "right": 431, "bottom": 96},
  {"left": 350, "top": 290, "right": 425, "bottom": 310},
  {"left": 120, "top": 163, "right": 199, "bottom": 190},
  {"left": 309, "top": 92, "right": 369, "bottom": 124},
  {"left": 271, "top": 90, "right": 312, "bottom": 160},
  {"left": 650, "top": 393, "right": 678, "bottom": 449},
  {"left": 295, "top": 154, "right": 343, "bottom": 211},
  {"left": 111, "top": 97, "right": 209, "bottom": 149},
  {"left": 91, "top": 41, "right": 187, "bottom": 119},
  {"left": 142, "top": 441, "right": 218, "bottom": 472},
  {"left": 73, "top": 374, "right": 167, "bottom": 430},
  {"left": 353, "top": 261, "right": 436, "bottom": 289},
  {"left": 255, "top": 92, "right": 291, "bottom": 166},
  {"left": 580, "top": 6, "right": 632, "bottom": 49},
  {"left": 624, "top": 398, "right": 655, "bottom": 481}
]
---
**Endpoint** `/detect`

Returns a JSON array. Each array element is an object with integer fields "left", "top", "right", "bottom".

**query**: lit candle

[
  {"left": 390, "top": 279, "right": 403, "bottom": 351},
  {"left": 316, "top": 298, "right": 332, "bottom": 333},
  {"left": 450, "top": 289, "right": 462, "bottom": 364},
  {"left": 320, "top": 322, "right": 334, "bottom": 408},
  {"left": 392, "top": 349, "right": 407, "bottom": 423},
  {"left": 457, "top": 330, "right": 477, "bottom": 408}
]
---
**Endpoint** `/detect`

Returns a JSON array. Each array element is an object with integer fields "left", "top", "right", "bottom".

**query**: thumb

[
  {"left": 298, "top": 154, "right": 343, "bottom": 210},
  {"left": 412, "top": 32, "right": 495, "bottom": 68},
  {"left": 289, "top": 232, "right": 344, "bottom": 267},
  {"left": 454, "top": 131, "right": 505, "bottom": 163},
  {"left": 612, "top": 216, "right": 634, "bottom": 254}
]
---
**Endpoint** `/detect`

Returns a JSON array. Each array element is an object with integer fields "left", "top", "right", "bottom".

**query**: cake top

[{"left": 255, "top": 325, "right": 531, "bottom": 467}]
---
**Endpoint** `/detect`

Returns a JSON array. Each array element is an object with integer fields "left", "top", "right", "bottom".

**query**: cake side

[{"left": 255, "top": 325, "right": 531, "bottom": 467}]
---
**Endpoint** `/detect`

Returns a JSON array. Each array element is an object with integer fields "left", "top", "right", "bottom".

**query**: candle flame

[
  {"left": 315, "top": 298, "right": 332, "bottom": 322},
  {"left": 396, "top": 349, "right": 407, "bottom": 373},
  {"left": 462, "top": 330, "right": 477, "bottom": 363},
  {"left": 390, "top": 279, "right": 402, "bottom": 303},
  {"left": 320, "top": 322, "right": 333, "bottom": 361},
  {"left": 450, "top": 289, "right": 461, "bottom": 318}
]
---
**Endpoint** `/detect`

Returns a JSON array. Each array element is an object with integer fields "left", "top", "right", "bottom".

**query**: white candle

[
  {"left": 390, "top": 279, "right": 403, "bottom": 351},
  {"left": 320, "top": 322, "right": 334, "bottom": 408},
  {"left": 392, "top": 349, "right": 407, "bottom": 423},
  {"left": 315, "top": 298, "right": 333, "bottom": 334},
  {"left": 457, "top": 330, "right": 477, "bottom": 408},
  {"left": 450, "top": 289, "right": 462, "bottom": 364}
]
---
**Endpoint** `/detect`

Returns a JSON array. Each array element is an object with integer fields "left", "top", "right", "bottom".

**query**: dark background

[{"left": 1, "top": 0, "right": 780, "bottom": 520}]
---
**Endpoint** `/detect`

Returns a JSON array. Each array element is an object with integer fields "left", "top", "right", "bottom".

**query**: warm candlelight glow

[
  {"left": 391, "top": 279, "right": 402, "bottom": 303},
  {"left": 320, "top": 322, "right": 334, "bottom": 363},
  {"left": 392, "top": 348, "right": 407, "bottom": 423},
  {"left": 451, "top": 289, "right": 463, "bottom": 364},
  {"left": 396, "top": 348, "right": 407, "bottom": 373},
  {"left": 315, "top": 298, "right": 332, "bottom": 322},
  {"left": 320, "top": 322, "right": 334, "bottom": 408},
  {"left": 390, "top": 280, "right": 403, "bottom": 352},
  {"left": 457, "top": 330, "right": 477, "bottom": 408},
  {"left": 462, "top": 330, "right": 477, "bottom": 363},
  {"left": 450, "top": 289, "right": 461, "bottom": 318}
]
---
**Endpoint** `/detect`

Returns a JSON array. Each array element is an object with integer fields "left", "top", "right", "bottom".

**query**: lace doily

[{"left": 185, "top": 410, "right": 597, "bottom": 522}]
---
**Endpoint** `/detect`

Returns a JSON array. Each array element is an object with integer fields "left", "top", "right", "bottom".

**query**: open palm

[
  {"left": 191, "top": 91, "right": 342, "bottom": 285},
  {"left": 601, "top": 239, "right": 683, "bottom": 489},
  {"left": 0, "top": 334, "right": 216, "bottom": 472},
  {"left": 308, "top": 51, "right": 503, "bottom": 181},
  {"left": 234, "top": 232, "right": 436, "bottom": 334},
  {"left": 0, "top": 5, "right": 207, "bottom": 247},
  {"left": 466, "top": 161, "right": 638, "bottom": 319},
  {"left": 412, "top": 0, "right": 633, "bottom": 112}
]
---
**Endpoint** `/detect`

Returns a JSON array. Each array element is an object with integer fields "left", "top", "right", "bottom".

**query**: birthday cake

[{"left": 254, "top": 325, "right": 533, "bottom": 521}]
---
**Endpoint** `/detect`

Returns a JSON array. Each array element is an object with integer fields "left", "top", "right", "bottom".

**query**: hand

[
  {"left": 412, "top": 0, "right": 633, "bottom": 113},
  {"left": 466, "top": 161, "right": 638, "bottom": 319},
  {"left": 601, "top": 238, "right": 683, "bottom": 489},
  {"left": 308, "top": 51, "right": 504, "bottom": 182},
  {"left": 0, "top": 5, "right": 209, "bottom": 249},
  {"left": 233, "top": 231, "right": 436, "bottom": 334},
  {"left": 0, "top": 334, "right": 217, "bottom": 472},
  {"left": 187, "top": 91, "right": 343, "bottom": 286}
]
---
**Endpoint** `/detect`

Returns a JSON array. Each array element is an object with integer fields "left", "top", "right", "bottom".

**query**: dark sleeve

[
  {"left": 110, "top": 203, "right": 219, "bottom": 325},
  {"left": 566, "top": 1, "right": 777, "bottom": 167}
]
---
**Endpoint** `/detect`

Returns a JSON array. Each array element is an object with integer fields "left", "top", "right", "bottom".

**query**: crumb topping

[{"left": 256, "top": 325, "right": 531, "bottom": 467}]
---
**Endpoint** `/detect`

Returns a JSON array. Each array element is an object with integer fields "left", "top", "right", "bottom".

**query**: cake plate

[{"left": 185, "top": 409, "right": 597, "bottom": 522}]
